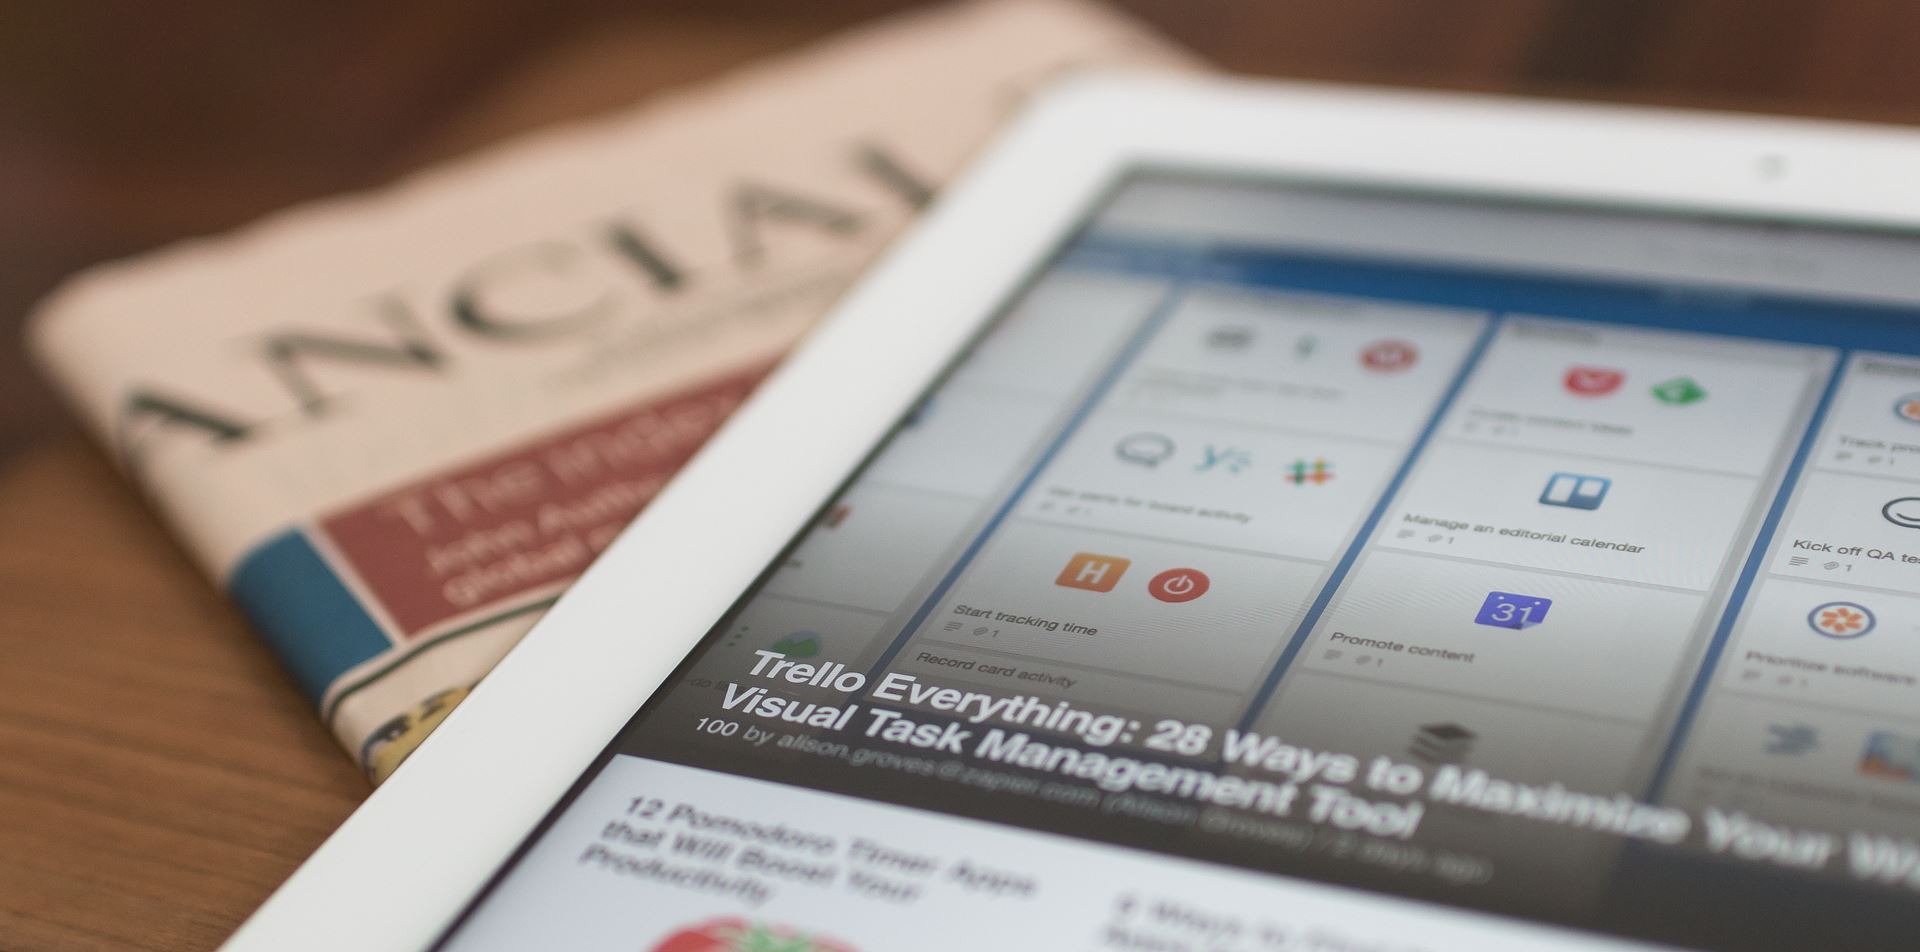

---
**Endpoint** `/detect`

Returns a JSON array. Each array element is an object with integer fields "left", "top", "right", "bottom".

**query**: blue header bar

[{"left": 1066, "top": 234, "right": 1920, "bottom": 354}]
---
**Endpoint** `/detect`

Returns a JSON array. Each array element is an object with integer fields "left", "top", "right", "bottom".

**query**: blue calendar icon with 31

[{"left": 1475, "top": 591, "right": 1553, "bottom": 630}]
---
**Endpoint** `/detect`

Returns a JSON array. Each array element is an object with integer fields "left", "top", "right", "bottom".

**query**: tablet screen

[{"left": 437, "top": 172, "right": 1920, "bottom": 951}]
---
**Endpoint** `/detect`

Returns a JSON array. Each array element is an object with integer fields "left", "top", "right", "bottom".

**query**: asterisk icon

[{"left": 1819, "top": 606, "right": 1867, "bottom": 634}]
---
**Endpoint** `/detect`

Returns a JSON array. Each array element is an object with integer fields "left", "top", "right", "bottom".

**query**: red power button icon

[{"left": 1147, "top": 568, "right": 1210, "bottom": 603}]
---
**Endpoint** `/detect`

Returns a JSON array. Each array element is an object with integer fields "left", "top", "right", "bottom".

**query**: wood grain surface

[
  {"left": 0, "top": 439, "right": 366, "bottom": 950},
  {"left": 7, "top": 2, "right": 1920, "bottom": 950}
]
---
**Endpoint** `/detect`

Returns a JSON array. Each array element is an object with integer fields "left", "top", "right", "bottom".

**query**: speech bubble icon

[{"left": 1114, "top": 432, "right": 1175, "bottom": 468}]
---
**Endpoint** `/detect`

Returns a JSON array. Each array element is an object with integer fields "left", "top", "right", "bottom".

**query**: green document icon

[{"left": 1651, "top": 376, "right": 1707, "bottom": 405}]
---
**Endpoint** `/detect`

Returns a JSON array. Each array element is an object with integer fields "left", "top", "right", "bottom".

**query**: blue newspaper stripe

[{"left": 228, "top": 529, "right": 393, "bottom": 706}]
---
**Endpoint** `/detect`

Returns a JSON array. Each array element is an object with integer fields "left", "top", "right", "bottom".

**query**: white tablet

[{"left": 226, "top": 74, "right": 1920, "bottom": 952}]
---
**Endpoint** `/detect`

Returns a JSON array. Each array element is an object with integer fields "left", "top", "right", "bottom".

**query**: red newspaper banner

[{"left": 320, "top": 366, "right": 767, "bottom": 636}]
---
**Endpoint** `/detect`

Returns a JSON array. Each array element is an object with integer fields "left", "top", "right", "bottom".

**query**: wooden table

[{"left": 6, "top": 3, "right": 1920, "bottom": 949}]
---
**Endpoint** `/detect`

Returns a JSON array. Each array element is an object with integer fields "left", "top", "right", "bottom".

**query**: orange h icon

[{"left": 1055, "top": 552, "right": 1131, "bottom": 592}]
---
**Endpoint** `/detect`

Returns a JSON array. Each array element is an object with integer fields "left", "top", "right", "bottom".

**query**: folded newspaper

[{"left": 28, "top": 0, "right": 1196, "bottom": 783}]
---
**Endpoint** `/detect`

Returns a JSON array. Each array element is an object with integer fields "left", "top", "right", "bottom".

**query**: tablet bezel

[{"left": 221, "top": 72, "right": 1920, "bottom": 952}]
